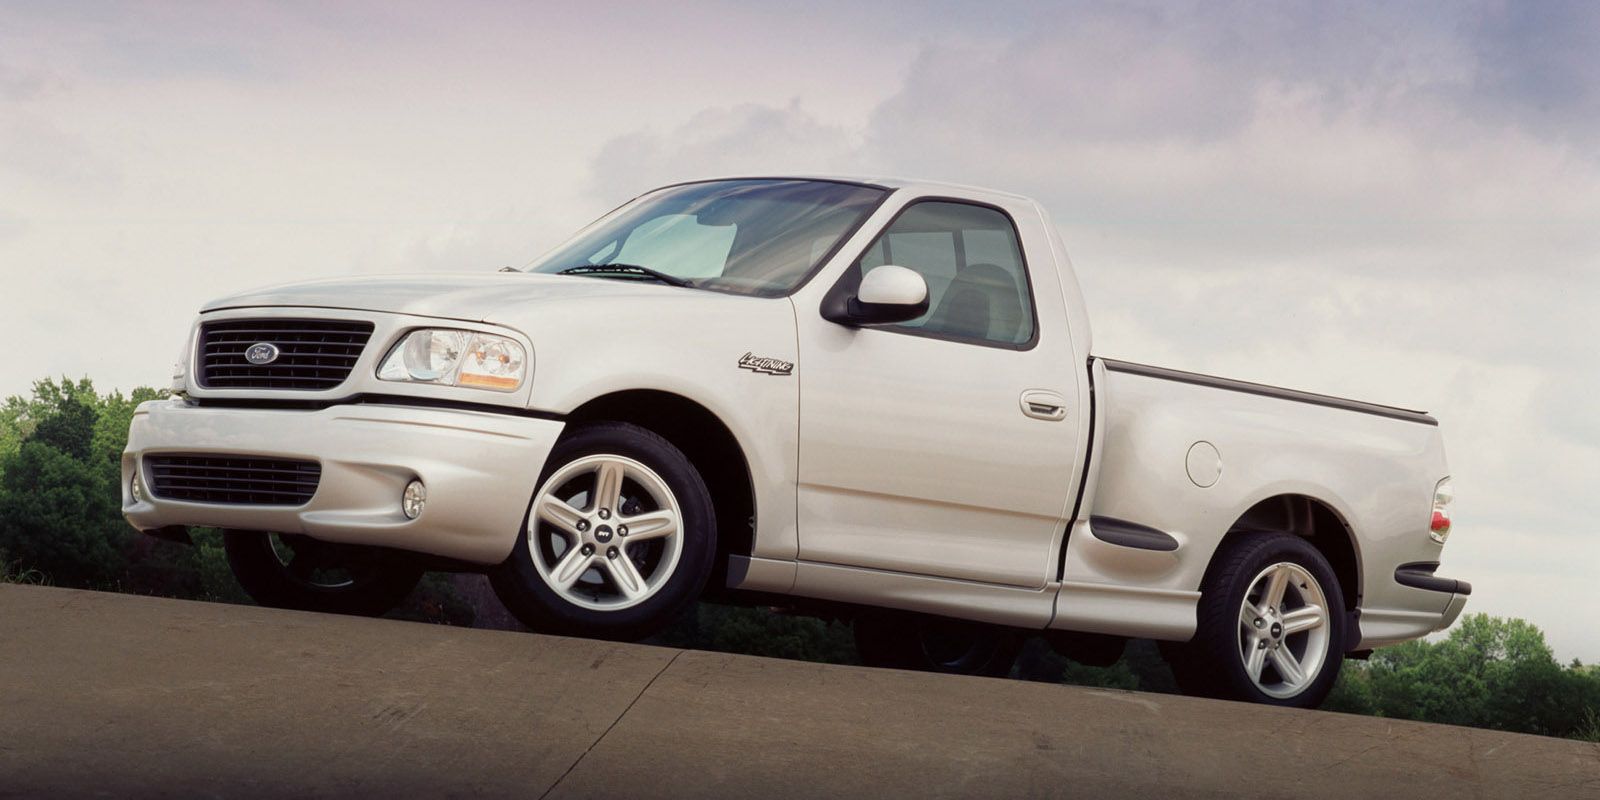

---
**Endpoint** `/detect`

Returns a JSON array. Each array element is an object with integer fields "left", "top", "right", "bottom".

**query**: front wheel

[
  {"left": 854, "top": 610, "right": 1021, "bottom": 677},
  {"left": 1167, "top": 532, "right": 1346, "bottom": 707},
  {"left": 491, "top": 422, "right": 716, "bottom": 641},
  {"left": 223, "top": 531, "right": 423, "bottom": 616}
]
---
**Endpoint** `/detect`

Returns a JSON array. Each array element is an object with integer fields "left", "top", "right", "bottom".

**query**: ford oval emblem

[{"left": 244, "top": 342, "right": 281, "bottom": 365}]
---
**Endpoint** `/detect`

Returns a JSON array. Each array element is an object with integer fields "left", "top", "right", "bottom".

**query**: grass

[
  {"left": 0, "top": 552, "right": 50, "bottom": 586},
  {"left": 1575, "top": 707, "right": 1600, "bottom": 743}
]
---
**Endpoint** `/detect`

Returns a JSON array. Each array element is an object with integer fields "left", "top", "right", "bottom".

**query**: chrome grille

[
  {"left": 198, "top": 318, "right": 373, "bottom": 391},
  {"left": 145, "top": 455, "right": 321, "bottom": 506}
]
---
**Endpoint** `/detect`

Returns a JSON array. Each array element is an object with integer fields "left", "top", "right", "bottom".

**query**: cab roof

[{"left": 656, "top": 175, "right": 1037, "bottom": 204}]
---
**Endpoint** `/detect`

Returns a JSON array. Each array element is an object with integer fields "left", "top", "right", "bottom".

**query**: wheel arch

[
  {"left": 564, "top": 389, "right": 756, "bottom": 590},
  {"left": 1218, "top": 494, "right": 1362, "bottom": 613}
]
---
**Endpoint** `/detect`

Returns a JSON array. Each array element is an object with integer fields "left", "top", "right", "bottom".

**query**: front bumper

[{"left": 122, "top": 398, "right": 564, "bottom": 564}]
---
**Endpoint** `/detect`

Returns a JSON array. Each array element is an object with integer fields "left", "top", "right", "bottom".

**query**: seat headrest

[{"left": 926, "top": 263, "right": 1024, "bottom": 342}]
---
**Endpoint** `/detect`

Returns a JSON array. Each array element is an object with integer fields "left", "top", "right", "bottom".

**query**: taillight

[{"left": 1429, "top": 478, "right": 1453, "bottom": 544}]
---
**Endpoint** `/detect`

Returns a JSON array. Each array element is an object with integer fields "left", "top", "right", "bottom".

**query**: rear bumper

[
  {"left": 122, "top": 398, "right": 563, "bottom": 564},
  {"left": 1354, "top": 564, "right": 1472, "bottom": 650},
  {"left": 1393, "top": 562, "right": 1472, "bottom": 596}
]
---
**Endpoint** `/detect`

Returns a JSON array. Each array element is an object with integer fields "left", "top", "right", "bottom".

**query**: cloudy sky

[{"left": 3, "top": 1, "right": 1596, "bottom": 659}]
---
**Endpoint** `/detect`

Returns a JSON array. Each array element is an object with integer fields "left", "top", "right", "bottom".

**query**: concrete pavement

[{"left": 2, "top": 584, "right": 1597, "bottom": 798}]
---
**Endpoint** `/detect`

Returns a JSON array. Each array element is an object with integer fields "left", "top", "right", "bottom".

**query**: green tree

[
  {"left": 0, "top": 428, "right": 128, "bottom": 586},
  {"left": 0, "top": 377, "right": 98, "bottom": 461},
  {"left": 31, "top": 396, "right": 95, "bottom": 459},
  {"left": 0, "top": 378, "right": 163, "bottom": 588},
  {"left": 1342, "top": 613, "right": 1600, "bottom": 738},
  {"left": 649, "top": 603, "right": 860, "bottom": 664}
]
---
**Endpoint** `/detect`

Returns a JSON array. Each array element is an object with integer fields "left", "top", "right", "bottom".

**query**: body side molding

[{"left": 1089, "top": 516, "right": 1180, "bottom": 552}]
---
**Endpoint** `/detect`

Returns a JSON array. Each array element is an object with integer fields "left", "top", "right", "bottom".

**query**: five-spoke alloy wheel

[
  {"left": 1237, "top": 561, "right": 1332, "bottom": 699},
  {"left": 528, "top": 454, "right": 684, "bottom": 611},
  {"left": 492, "top": 422, "right": 715, "bottom": 640},
  {"left": 1167, "top": 531, "right": 1346, "bottom": 708}
]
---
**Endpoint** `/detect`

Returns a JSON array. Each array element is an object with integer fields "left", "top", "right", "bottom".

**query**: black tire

[
  {"left": 854, "top": 610, "right": 1021, "bottom": 677},
  {"left": 223, "top": 530, "right": 423, "bottom": 617},
  {"left": 1167, "top": 531, "right": 1347, "bottom": 708},
  {"left": 490, "top": 422, "right": 716, "bottom": 641}
]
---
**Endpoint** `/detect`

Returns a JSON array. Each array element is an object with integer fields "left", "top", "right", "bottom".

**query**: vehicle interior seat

[{"left": 925, "top": 263, "right": 1024, "bottom": 342}]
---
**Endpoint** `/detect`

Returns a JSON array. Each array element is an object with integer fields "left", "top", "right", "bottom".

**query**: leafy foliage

[
  {"left": 0, "top": 548, "right": 50, "bottom": 585},
  {"left": 0, "top": 379, "right": 162, "bottom": 587},
  {"left": 1576, "top": 707, "right": 1600, "bottom": 743},
  {"left": 1014, "top": 637, "right": 1176, "bottom": 692},
  {"left": 1327, "top": 614, "right": 1600, "bottom": 738},
  {"left": 648, "top": 604, "right": 860, "bottom": 665}
]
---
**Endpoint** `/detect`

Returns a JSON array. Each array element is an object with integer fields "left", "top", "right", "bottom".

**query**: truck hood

[{"left": 200, "top": 272, "right": 715, "bottom": 324}]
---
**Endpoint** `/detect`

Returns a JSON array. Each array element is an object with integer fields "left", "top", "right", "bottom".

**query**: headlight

[{"left": 377, "top": 329, "right": 527, "bottom": 392}]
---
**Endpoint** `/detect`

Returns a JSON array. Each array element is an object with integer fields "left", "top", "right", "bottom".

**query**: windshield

[{"left": 526, "top": 179, "right": 887, "bottom": 296}]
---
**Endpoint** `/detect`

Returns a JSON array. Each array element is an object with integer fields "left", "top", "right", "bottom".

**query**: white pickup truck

[{"left": 123, "top": 177, "right": 1468, "bottom": 707}]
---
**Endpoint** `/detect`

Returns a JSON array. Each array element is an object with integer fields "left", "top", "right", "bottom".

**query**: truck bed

[{"left": 1055, "top": 356, "right": 1457, "bottom": 648}]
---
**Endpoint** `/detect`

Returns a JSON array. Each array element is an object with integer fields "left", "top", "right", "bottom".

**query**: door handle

[{"left": 1020, "top": 390, "right": 1067, "bottom": 421}]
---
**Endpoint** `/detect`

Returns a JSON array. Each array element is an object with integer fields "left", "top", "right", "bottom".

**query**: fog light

[
  {"left": 130, "top": 474, "right": 145, "bottom": 504},
  {"left": 402, "top": 480, "right": 427, "bottom": 520}
]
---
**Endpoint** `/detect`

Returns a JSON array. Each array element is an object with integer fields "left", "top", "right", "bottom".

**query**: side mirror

[{"left": 824, "top": 265, "right": 930, "bottom": 326}]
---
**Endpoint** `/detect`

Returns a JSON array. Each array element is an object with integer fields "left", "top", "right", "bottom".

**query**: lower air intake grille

[{"left": 145, "top": 454, "right": 321, "bottom": 506}]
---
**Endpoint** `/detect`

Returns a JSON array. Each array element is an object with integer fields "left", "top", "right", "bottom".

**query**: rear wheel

[
  {"left": 223, "top": 531, "right": 423, "bottom": 616},
  {"left": 1167, "top": 532, "right": 1345, "bottom": 707},
  {"left": 491, "top": 422, "right": 716, "bottom": 641},
  {"left": 854, "top": 610, "right": 1020, "bottom": 677}
]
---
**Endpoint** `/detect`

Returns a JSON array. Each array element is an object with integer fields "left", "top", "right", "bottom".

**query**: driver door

[{"left": 795, "top": 198, "right": 1082, "bottom": 589}]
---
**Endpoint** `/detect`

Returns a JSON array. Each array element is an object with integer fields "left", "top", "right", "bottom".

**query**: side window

[{"left": 853, "top": 201, "right": 1034, "bottom": 346}]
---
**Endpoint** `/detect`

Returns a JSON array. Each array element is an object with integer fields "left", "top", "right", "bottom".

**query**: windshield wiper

[{"left": 557, "top": 264, "right": 695, "bottom": 288}]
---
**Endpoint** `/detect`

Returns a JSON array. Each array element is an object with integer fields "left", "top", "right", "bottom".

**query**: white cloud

[
  {"left": 562, "top": 4, "right": 1600, "bottom": 658},
  {"left": 1, "top": 1, "right": 1595, "bottom": 659},
  {"left": 585, "top": 100, "right": 868, "bottom": 202}
]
